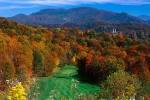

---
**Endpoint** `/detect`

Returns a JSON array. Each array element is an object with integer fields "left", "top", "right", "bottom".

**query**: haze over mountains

[
  {"left": 1, "top": 2, "right": 150, "bottom": 17},
  {"left": 9, "top": 7, "right": 147, "bottom": 27}
]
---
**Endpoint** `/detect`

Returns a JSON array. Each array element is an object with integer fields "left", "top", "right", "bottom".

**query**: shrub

[
  {"left": 7, "top": 82, "right": 26, "bottom": 100},
  {"left": 102, "top": 70, "right": 141, "bottom": 99}
]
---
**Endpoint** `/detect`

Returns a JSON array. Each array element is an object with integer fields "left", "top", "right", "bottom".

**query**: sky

[{"left": 0, "top": 0, "right": 150, "bottom": 17}]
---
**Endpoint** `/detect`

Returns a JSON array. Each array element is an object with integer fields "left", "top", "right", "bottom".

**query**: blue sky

[{"left": 0, "top": 0, "right": 150, "bottom": 17}]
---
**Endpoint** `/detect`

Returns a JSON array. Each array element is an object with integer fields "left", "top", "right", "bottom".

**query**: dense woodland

[{"left": 0, "top": 17, "right": 150, "bottom": 99}]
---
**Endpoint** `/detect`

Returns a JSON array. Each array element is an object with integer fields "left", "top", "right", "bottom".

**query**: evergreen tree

[{"left": 32, "top": 49, "right": 44, "bottom": 76}]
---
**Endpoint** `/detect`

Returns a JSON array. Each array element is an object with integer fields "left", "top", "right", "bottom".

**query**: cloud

[
  {"left": 111, "top": 0, "right": 150, "bottom": 5},
  {"left": 0, "top": 0, "right": 150, "bottom": 17},
  {"left": 0, "top": 0, "right": 150, "bottom": 10},
  {"left": 0, "top": 0, "right": 74, "bottom": 5},
  {"left": 0, "top": 5, "right": 38, "bottom": 10},
  {"left": 0, "top": 0, "right": 150, "bottom": 6}
]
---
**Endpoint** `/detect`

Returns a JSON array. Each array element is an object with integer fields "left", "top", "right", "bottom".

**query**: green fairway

[{"left": 28, "top": 65, "right": 100, "bottom": 100}]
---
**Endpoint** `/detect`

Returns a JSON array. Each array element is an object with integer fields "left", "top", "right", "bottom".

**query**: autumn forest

[{"left": 0, "top": 16, "right": 149, "bottom": 100}]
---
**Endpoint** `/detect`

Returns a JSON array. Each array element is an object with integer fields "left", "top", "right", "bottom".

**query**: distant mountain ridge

[
  {"left": 138, "top": 15, "right": 150, "bottom": 21},
  {"left": 8, "top": 7, "right": 146, "bottom": 27}
]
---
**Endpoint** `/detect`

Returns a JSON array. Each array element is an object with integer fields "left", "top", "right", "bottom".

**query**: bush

[
  {"left": 7, "top": 82, "right": 26, "bottom": 100},
  {"left": 102, "top": 70, "right": 141, "bottom": 99}
]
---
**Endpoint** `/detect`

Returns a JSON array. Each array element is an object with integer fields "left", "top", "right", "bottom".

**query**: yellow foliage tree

[{"left": 7, "top": 82, "right": 26, "bottom": 100}]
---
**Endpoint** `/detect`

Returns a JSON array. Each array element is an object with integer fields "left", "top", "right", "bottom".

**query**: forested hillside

[
  {"left": 8, "top": 7, "right": 150, "bottom": 41},
  {"left": 9, "top": 7, "right": 144, "bottom": 26},
  {"left": 0, "top": 18, "right": 150, "bottom": 99}
]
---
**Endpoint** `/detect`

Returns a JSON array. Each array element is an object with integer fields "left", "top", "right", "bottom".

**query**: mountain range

[
  {"left": 138, "top": 15, "right": 150, "bottom": 21},
  {"left": 8, "top": 7, "right": 147, "bottom": 27}
]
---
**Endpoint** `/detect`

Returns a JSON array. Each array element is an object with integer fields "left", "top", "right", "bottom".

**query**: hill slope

[
  {"left": 8, "top": 7, "right": 145, "bottom": 26},
  {"left": 138, "top": 15, "right": 150, "bottom": 21}
]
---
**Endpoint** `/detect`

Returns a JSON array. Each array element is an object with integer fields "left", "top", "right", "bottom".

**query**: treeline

[
  {"left": 0, "top": 18, "right": 150, "bottom": 99},
  {"left": 76, "top": 33, "right": 150, "bottom": 99},
  {"left": 0, "top": 18, "right": 73, "bottom": 91}
]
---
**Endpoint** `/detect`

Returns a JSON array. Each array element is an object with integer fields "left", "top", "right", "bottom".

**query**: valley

[{"left": 0, "top": 3, "right": 150, "bottom": 100}]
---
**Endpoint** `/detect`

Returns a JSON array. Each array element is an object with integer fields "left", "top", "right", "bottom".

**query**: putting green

[{"left": 28, "top": 65, "right": 100, "bottom": 100}]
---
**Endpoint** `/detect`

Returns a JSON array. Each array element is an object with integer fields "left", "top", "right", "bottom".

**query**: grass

[{"left": 28, "top": 65, "right": 100, "bottom": 100}]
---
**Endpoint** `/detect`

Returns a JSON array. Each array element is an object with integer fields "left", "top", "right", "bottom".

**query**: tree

[
  {"left": 44, "top": 52, "right": 59, "bottom": 75},
  {"left": 0, "top": 37, "right": 15, "bottom": 86},
  {"left": 32, "top": 34, "right": 42, "bottom": 42},
  {"left": 103, "top": 70, "right": 141, "bottom": 99},
  {"left": 16, "top": 65, "right": 29, "bottom": 83},
  {"left": 105, "top": 56, "right": 125, "bottom": 71},
  {"left": 32, "top": 49, "right": 44, "bottom": 76},
  {"left": 8, "top": 36, "right": 32, "bottom": 82},
  {"left": 3, "top": 61, "right": 15, "bottom": 81},
  {"left": 77, "top": 55, "right": 126, "bottom": 83}
]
